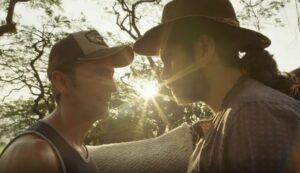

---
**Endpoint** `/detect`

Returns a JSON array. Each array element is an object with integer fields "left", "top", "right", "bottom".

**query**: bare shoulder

[{"left": 0, "top": 134, "right": 61, "bottom": 173}]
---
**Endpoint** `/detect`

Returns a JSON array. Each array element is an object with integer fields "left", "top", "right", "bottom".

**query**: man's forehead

[
  {"left": 159, "top": 43, "right": 183, "bottom": 60},
  {"left": 161, "top": 41, "right": 184, "bottom": 52}
]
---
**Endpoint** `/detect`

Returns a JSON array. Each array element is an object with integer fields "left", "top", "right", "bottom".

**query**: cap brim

[
  {"left": 133, "top": 16, "right": 271, "bottom": 56},
  {"left": 78, "top": 45, "right": 134, "bottom": 67}
]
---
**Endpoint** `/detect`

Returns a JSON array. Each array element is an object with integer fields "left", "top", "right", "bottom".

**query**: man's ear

[
  {"left": 193, "top": 35, "right": 216, "bottom": 66},
  {"left": 51, "top": 71, "right": 71, "bottom": 96}
]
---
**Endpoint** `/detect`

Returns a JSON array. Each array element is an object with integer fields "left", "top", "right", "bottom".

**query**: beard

[
  {"left": 74, "top": 100, "right": 110, "bottom": 122},
  {"left": 168, "top": 70, "right": 210, "bottom": 105}
]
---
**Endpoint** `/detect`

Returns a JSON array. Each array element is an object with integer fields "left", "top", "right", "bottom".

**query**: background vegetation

[{"left": 0, "top": 0, "right": 299, "bottom": 146}]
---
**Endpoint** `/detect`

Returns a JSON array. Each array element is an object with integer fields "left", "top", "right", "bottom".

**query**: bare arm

[{"left": 0, "top": 135, "right": 61, "bottom": 173}]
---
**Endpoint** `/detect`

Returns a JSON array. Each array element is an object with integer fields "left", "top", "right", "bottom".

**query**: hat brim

[
  {"left": 134, "top": 15, "right": 271, "bottom": 56},
  {"left": 78, "top": 45, "right": 134, "bottom": 67}
]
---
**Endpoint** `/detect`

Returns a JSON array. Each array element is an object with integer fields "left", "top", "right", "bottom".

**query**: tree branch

[
  {"left": 132, "top": 0, "right": 161, "bottom": 38},
  {"left": 30, "top": 39, "right": 48, "bottom": 118},
  {"left": 113, "top": 3, "right": 138, "bottom": 40},
  {"left": 114, "top": 0, "right": 162, "bottom": 79},
  {"left": 0, "top": 0, "right": 31, "bottom": 36},
  {"left": 1, "top": 85, "right": 26, "bottom": 102},
  {"left": 240, "top": 0, "right": 261, "bottom": 31},
  {"left": 295, "top": 0, "right": 300, "bottom": 31}
]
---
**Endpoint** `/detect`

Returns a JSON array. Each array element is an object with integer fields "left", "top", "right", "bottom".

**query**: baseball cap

[{"left": 47, "top": 30, "right": 134, "bottom": 78}]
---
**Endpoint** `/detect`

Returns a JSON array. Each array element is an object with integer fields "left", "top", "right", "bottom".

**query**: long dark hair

[
  {"left": 170, "top": 23, "right": 300, "bottom": 99},
  {"left": 235, "top": 46, "right": 300, "bottom": 98}
]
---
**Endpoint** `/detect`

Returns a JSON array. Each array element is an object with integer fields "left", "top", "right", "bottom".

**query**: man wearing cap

[
  {"left": 0, "top": 30, "right": 133, "bottom": 173},
  {"left": 133, "top": 0, "right": 300, "bottom": 172}
]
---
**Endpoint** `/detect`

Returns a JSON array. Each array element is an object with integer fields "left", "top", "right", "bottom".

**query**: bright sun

[{"left": 135, "top": 80, "right": 159, "bottom": 100}]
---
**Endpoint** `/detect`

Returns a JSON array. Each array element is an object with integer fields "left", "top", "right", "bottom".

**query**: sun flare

[{"left": 135, "top": 80, "right": 159, "bottom": 100}]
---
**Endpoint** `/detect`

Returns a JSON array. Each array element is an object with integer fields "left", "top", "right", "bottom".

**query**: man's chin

[
  {"left": 173, "top": 94, "right": 196, "bottom": 105},
  {"left": 170, "top": 82, "right": 209, "bottom": 104},
  {"left": 88, "top": 108, "right": 110, "bottom": 120},
  {"left": 97, "top": 109, "right": 110, "bottom": 119}
]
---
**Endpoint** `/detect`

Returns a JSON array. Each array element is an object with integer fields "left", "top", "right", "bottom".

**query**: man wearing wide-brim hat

[{"left": 134, "top": 0, "right": 300, "bottom": 172}]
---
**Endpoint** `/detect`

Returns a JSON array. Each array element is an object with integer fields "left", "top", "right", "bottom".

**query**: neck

[
  {"left": 205, "top": 67, "right": 244, "bottom": 112},
  {"left": 44, "top": 106, "right": 94, "bottom": 146}
]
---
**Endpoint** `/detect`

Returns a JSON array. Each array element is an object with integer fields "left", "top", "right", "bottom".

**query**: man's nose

[
  {"left": 101, "top": 79, "right": 117, "bottom": 93},
  {"left": 110, "top": 80, "right": 117, "bottom": 93},
  {"left": 160, "top": 67, "right": 172, "bottom": 81}
]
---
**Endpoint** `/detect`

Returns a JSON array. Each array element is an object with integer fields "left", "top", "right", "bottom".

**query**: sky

[
  {"left": 252, "top": 2, "right": 300, "bottom": 72},
  {"left": 3, "top": 0, "right": 299, "bottom": 72}
]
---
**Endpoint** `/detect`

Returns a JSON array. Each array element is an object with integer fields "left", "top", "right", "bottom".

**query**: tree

[
  {"left": 0, "top": 0, "right": 62, "bottom": 36},
  {"left": 0, "top": 0, "right": 299, "bottom": 145},
  {"left": 0, "top": 1, "right": 95, "bottom": 142},
  {"left": 237, "top": 0, "right": 291, "bottom": 30}
]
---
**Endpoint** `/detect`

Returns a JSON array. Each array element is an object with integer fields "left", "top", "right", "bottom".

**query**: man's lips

[{"left": 167, "top": 84, "right": 182, "bottom": 91}]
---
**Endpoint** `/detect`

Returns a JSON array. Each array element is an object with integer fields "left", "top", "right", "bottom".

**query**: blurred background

[{"left": 0, "top": 0, "right": 299, "bottom": 151}]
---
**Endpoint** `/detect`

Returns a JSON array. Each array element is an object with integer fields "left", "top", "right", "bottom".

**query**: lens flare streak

[{"left": 135, "top": 80, "right": 159, "bottom": 100}]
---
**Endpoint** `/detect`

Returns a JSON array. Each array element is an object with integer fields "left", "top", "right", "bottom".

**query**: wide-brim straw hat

[{"left": 133, "top": 0, "right": 271, "bottom": 56}]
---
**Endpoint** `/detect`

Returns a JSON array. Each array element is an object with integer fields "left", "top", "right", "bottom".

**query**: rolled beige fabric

[{"left": 88, "top": 123, "right": 194, "bottom": 173}]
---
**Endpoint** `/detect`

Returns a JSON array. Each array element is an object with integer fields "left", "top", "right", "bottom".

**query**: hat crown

[
  {"left": 71, "top": 30, "right": 109, "bottom": 58},
  {"left": 162, "top": 0, "right": 239, "bottom": 26},
  {"left": 133, "top": 0, "right": 271, "bottom": 56},
  {"left": 47, "top": 30, "right": 134, "bottom": 78}
]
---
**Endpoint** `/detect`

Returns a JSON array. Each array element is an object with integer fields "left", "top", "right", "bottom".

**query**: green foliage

[
  {"left": 0, "top": 99, "right": 40, "bottom": 139},
  {"left": 0, "top": 0, "right": 296, "bottom": 145},
  {"left": 237, "top": 0, "right": 292, "bottom": 30},
  {"left": 86, "top": 116, "right": 147, "bottom": 145}
]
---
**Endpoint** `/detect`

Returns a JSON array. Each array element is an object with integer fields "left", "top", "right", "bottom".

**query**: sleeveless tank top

[{"left": 1, "top": 121, "right": 99, "bottom": 173}]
